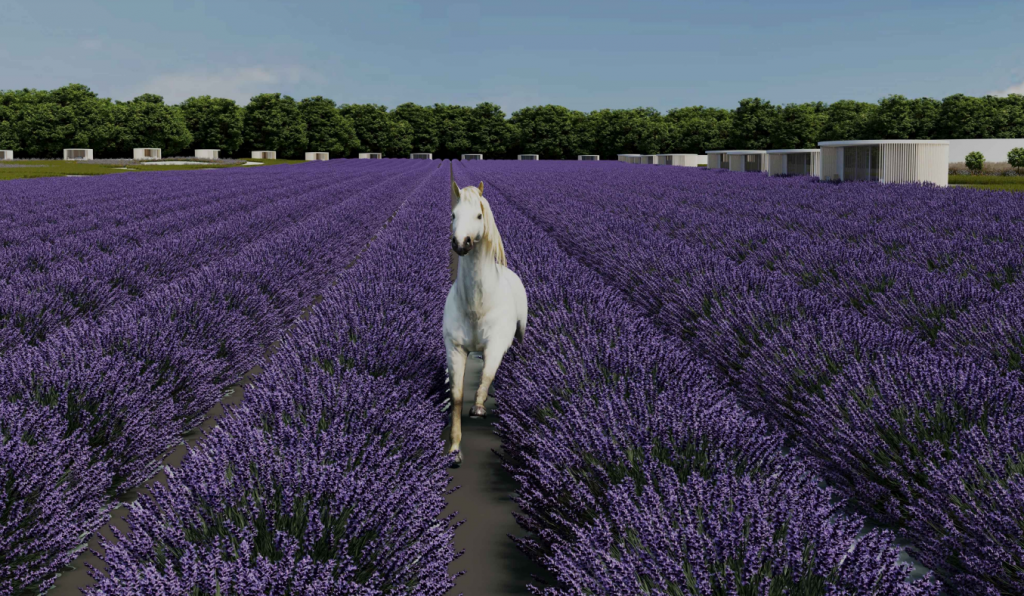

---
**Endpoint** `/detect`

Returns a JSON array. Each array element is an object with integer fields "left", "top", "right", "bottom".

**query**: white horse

[{"left": 443, "top": 163, "right": 527, "bottom": 466}]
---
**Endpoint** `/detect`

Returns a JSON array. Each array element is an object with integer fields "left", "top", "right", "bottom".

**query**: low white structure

[
  {"left": 943, "top": 138, "right": 1024, "bottom": 163},
  {"left": 359, "top": 152, "right": 383, "bottom": 159},
  {"left": 657, "top": 153, "right": 700, "bottom": 167},
  {"left": 306, "top": 152, "right": 329, "bottom": 161},
  {"left": 252, "top": 151, "right": 276, "bottom": 160},
  {"left": 706, "top": 150, "right": 730, "bottom": 169},
  {"left": 728, "top": 150, "right": 768, "bottom": 173},
  {"left": 410, "top": 153, "right": 432, "bottom": 160},
  {"left": 63, "top": 148, "right": 93, "bottom": 161},
  {"left": 818, "top": 140, "right": 949, "bottom": 186},
  {"left": 578, "top": 155, "right": 600, "bottom": 161},
  {"left": 462, "top": 154, "right": 483, "bottom": 161},
  {"left": 0, "top": 150, "right": 13, "bottom": 160},
  {"left": 618, "top": 154, "right": 642, "bottom": 164},
  {"left": 697, "top": 155, "right": 708, "bottom": 166},
  {"left": 767, "top": 149, "right": 821, "bottom": 177},
  {"left": 195, "top": 149, "right": 219, "bottom": 160},
  {"left": 134, "top": 148, "right": 161, "bottom": 160},
  {"left": 518, "top": 154, "right": 539, "bottom": 160}
]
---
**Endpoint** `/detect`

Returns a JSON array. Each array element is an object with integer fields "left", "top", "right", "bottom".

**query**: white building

[
  {"left": 63, "top": 148, "right": 94, "bottom": 161},
  {"left": 578, "top": 155, "right": 600, "bottom": 161},
  {"left": 134, "top": 148, "right": 161, "bottom": 160},
  {"left": 0, "top": 150, "right": 13, "bottom": 160},
  {"left": 657, "top": 154, "right": 700, "bottom": 167},
  {"left": 359, "top": 153, "right": 383, "bottom": 159},
  {"left": 818, "top": 140, "right": 948, "bottom": 186},
  {"left": 518, "top": 154, "right": 539, "bottom": 160},
  {"left": 410, "top": 153, "right": 432, "bottom": 159},
  {"left": 617, "top": 154, "right": 642, "bottom": 164},
  {"left": 941, "top": 139, "right": 1024, "bottom": 163},
  {"left": 767, "top": 149, "right": 821, "bottom": 177},
  {"left": 697, "top": 155, "right": 708, "bottom": 166},
  {"left": 306, "top": 152, "right": 329, "bottom": 161},
  {"left": 195, "top": 149, "right": 219, "bottom": 160},
  {"left": 727, "top": 150, "right": 768, "bottom": 173},
  {"left": 706, "top": 150, "right": 730, "bottom": 169},
  {"left": 252, "top": 151, "right": 276, "bottom": 159},
  {"left": 462, "top": 154, "right": 483, "bottom": 160}
]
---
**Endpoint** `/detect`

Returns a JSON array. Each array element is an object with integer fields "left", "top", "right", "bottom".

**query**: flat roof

[
  {"left": 766, "top": 148, "right": 821, "bottom": 154},
  {"left": 724, "top": 150, "right": 767, "bottom": 155},
  {"left": 818, "top": 139, "right": 949, "bottom": 147},
  {"left": 656, "top": 153, "right": 698, "bottom": 156}
]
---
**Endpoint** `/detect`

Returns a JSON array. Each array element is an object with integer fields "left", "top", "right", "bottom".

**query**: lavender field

[{"left": 1, "top": 158, "right": 1021, "bottom": 595}]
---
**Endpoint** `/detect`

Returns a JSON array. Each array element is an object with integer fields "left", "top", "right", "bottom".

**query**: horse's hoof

[
  {"left": 449, "top": 450, "right": 463, "bottom": 467},
  {"left": 470, "top": 405, "right": 486, "bottom": 418}
]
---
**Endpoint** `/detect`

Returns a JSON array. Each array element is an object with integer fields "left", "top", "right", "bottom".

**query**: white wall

[{"left": 943, "top": 139, "right": 1024, "bottom": 163}]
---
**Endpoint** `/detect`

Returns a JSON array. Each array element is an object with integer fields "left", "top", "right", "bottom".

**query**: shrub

[
  {"left": 1008, "top": 147, "right": 1024, "bottom": 174},
  {"left": 965, "top": 151, "right": 985, "bottom": 174}
]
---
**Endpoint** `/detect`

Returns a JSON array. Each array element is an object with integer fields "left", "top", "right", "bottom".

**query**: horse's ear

[
  {"left": 450, "top": 162, "right": 460, "bottom": 205},
  {"left": 477, "top": 181, "right": 484, "bottom": 193}
]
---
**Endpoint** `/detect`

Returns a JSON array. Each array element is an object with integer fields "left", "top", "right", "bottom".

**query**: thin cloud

[
  {"left": 992, "top": 80, "right": 1024, "bottom": 97},
  {"left": 136, "top": 66, "right": 325, "bottom": 105},
  {"left": 80, "top": 39, "right": 103, "bottom": 51}
]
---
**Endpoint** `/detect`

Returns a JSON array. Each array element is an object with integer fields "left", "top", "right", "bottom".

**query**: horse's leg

[
  {"left": 447, "top": 344, "right": 468, "bottom": 466},
  {"left": 470, "top": 346, "right": 506, "bottom": 418}
]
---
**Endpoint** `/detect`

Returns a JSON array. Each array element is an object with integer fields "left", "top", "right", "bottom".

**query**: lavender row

[
  {"left": 0, "top": 161, "right": 433, "bottom": 595},
  {"left": 450, "top": 164, "right": 934, "bottom": 594},
  {"left": 492, "top": 163, "right": 1022, "bottom": 352},
  {"left": 0, "top": 162, "right": 417, "bottom": 352},
  {"left": 84, "top": 164, "right": 457, "bottom": 594},
  {"left": 473, "top": 162, "right": 1024, "bottom": 593}
]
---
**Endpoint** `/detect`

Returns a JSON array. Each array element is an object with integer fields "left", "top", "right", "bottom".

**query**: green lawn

[
  {"left": 949, "top": 174, "right": 1024, "bottom": 193},
  {"left": 0, "top": 158, "right": 305, "bottom": 181}
]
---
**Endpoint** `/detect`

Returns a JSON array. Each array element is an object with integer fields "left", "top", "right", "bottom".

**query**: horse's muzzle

[{"left": 452, "top": 236, "right": 473, "bottom": 256}]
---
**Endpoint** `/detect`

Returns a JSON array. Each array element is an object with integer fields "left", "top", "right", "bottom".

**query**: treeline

[{"left": 2, "top": 84, "right": 1024, "bottom": 160}]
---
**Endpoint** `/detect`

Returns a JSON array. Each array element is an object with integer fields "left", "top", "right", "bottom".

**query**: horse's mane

[{"left": 460, "top": 186, "right": 507, "bottom": 268}]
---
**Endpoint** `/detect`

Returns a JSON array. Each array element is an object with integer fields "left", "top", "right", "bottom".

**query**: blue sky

[{"left": 1, "top": 0, "right": 1022, "bottom": 113}]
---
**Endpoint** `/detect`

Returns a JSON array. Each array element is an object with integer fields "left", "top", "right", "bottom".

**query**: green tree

[
  {"left": 909, "top": 97, "right": 941, "bottom": 138},
  {"left": 0, "top": 89, "right": 25, "bottom": 152},
  {"left": 298, "top": 96, "right": 357, "bottom": 155},
  {"left": 339, "top": 103, "right": 413, "bottom": 156},
  {"left": 663, "top": 106, "right": 732, "bottom": 154},
  {"left": 179, "top": 96, "right": 244, "bottom": 155},
  {"left": 392, "top": 103, "right": 439, "bottom": 154},
  {"left": 466, "top": 102, "right": 513, "bottom": 157},
  {"left": 819, "top": 100, "right": 876, "bottom": 142},
  {"left": 111, "top": 94, "right": 192, "bottom": 157},
  {"left": 585, "top": 108, "right": 667, "bottom": 158},
  {"left": 1008, "top": 147, "right": 1024, "bottom": 174},
  {"left": 869, "top": 95, "right": 915, "bottom": 139},
  {"left": 431, "top": 103, "right": 473, "bottom": 159},
  {"left": 242, "top": 93, "right": 308, "bottom": 159},
  {"left": 4, "top": 84, "right": 116, "bottom": 158},
  {"left": 1000, "top": 95, "right": 1024, "bottom": 138},
  {"left": 730, "top": 98, "right": 779, "bottom": 149},
  {"left": 965, "top": 151, "right": 985, "bottom": 174},
  {"left": 509, "top": 105, "right": 587, "bottom": 160},
  {"left": 769, "top": 102, "right": 826, "bottom": 149},
  {"left": 938, "top": 94, "right": 994, "bottom": 138}
]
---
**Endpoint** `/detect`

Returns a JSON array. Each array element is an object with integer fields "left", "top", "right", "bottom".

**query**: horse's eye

[
  {"left": 452, "top": 214, "right": 455, "bottom": 220},
  {"left": 477, "top": 214, "right": 482, "bottom": 220}
]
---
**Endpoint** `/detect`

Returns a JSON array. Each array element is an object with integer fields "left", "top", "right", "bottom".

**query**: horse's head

[{"left": 450, "top": 163, "right": 506, "bottom": 265}]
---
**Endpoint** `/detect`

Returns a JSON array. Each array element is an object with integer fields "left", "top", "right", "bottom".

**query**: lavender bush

[
  {"left": 467, "top": 160, "right": 1021, "bottom": 594},
  {"left": 455, "top": 165, "right": 934, "bottom": 594},
  {"left": 85, "top": 165, "right": 458, "bottom": 594},
  {"left": 0, "top": 160, "right": 434, "bottom": 594}
]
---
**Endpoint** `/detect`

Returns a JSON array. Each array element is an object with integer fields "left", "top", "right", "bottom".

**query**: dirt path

[{"left": 444, "top": 355, "right": 552, "bottom": 595}]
